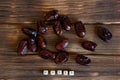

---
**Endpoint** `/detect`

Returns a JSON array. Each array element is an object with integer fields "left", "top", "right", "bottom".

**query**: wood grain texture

[
  {"left": 0, "top": 0, "right": 120, "bottom": 23},
  {"left": 0, "top": 0, "right": 120, "bottom": 80}
]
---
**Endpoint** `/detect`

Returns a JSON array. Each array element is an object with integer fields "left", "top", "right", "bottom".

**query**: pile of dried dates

[{"left": 17, "top": 10, "right": 112, "bottom": 66}]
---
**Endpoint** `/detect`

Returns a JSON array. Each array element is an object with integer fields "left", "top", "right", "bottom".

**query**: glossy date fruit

[
  {"left": 76, "top": 54, "right": 91, "bottom": 65},
  {"left": 74, "top": 21, "right": 86, "bottom": 37},
  {"left": 17, "top": 9, "right": 113, "bottom": 66},
  {"left": 39, "top": 49, "right": 56, "bottom": 60},
  {"left": 60, "top": 15, "right": 71, "bottom": 31},
  {"left": 37, "top": 35, "right": 47, "bottom": 49},
  {"left": 54, "top": 51, "right": 69, "bottom": 64},
  {"left": 37, "top": 21, "right": 48, "bottom": 34},
  {"left": 45, "top": 10, "right": 59, "bottom": 21},
  {"left": 22, "top": 27, "right": 37, "bottom": 37},
  {"left": 53, "top": 20, "right": 63, "bottom": 36},
  {"left": 28, "top": 38, "right": 37, "bottom": 52},
  {"left": 17, "top": 39, "right": 28, "bottom": 55},
  {"left": 97, "top": 27, "right": 112, "bottom": 42},
  {"left": 82, "top": 41, "right": 97, "bottom": 51},
  {"left": 55, "top": 38, "right": 69, "bottom": 51}
]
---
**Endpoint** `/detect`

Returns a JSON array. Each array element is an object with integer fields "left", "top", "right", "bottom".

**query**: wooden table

[{"left": 0, "top": 0, "right": 120, "bottom": 80}]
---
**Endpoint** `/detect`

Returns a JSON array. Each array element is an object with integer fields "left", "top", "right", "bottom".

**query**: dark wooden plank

[
  {"left": 0, "top": 54, "right": 119, "bottom": 79},
  {"left": 0, "top": 0, "right": 120, "bottom": 23},
  {"left": 0, "top": 24, "right": 119, "bottom": 55}
]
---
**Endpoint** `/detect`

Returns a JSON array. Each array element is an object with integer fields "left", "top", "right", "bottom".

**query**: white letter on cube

[
  {"left": 43, "top": 70, "right": 48, "bottom": 75},
  {"left": 69, "top": 71, "right": 74, "bottom": 76},
  {"left": 57, "top": 70, "right": 62, "bottom": 75},
  {"left": 63, "top": 70, "right": 68, "bottom": 76},
  {"left": 50, "top": 70, "right": 56, "bottom": 75}
]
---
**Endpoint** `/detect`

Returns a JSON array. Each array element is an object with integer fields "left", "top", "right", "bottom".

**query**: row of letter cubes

[{"left": 43, "top": 70, "right": 74, "bottom": 76}]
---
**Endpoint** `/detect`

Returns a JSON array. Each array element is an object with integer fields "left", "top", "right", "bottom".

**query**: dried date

[
  {"left": 82, "top": 41, "right": 97, "bottom": 51},
  {"left": 17, "top": 39, "right": 28, "bottom": 55},
  {"left": 28, "top": 38, "right": 37, "bottom": 52},
  {"left": 97, "top": 27, "right": 112, "bottom": 42},
  {"left": 60, "top": 15, "right": 71, "bottom": 31},
  {"left": 37, "top": 35, "right": 47, "bottom": 49},
  {"left": 22, "top": 27, "right": 37, "bottom": 38},
  {"left": 45, "top": 10, "right": 59, "bottom": 21},
  {"left": 37, "top": 21, "right": 48, "bottom": 34},
  {"left": 76, "top": 54, "right": 91, "bottom": 65},
  {"left": 74, "top": 21, "right": 86, "bottom": 37},
  {"left": 55, "top": 38, "right": 69, "bottom": 51},
  {"left": 39, "top": 49, "right": 56, "bottom": 60},
  {"left": 54, "top": 51, "right": 69, "bottom": 64},
  {"left": 53, "top": 20, "right": 63, "bottom": 36}
]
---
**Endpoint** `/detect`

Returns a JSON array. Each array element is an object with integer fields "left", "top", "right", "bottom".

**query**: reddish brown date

[
  {"left": 74, "top": 21, "right": 86, "bottom": 37},
  {"left": 82, "top": 41, "right": 97, "bottom": 51},
  {"left": 76, "top": 54, "right": 91, "bottom": 65},
  {"left": 37, "top": 35, "right": 47, "bottom": 49},
  {"left": 39, "top": 49, "right": 56, "bottom": 60},
  {"left": 54, "top": 51, "right": 69, "bottom": 64},
  {"left": 53, "top": 20, "right": 63, "bottom": 36},
  {"left": 45, "top": 10, "right": 59, "bottom": 21},
  {"left": 55, "top": 38, "right": 69, "bottom": 51},
  {"left": 60, "top": 15, "right": 71, "bottom": 31},
  {"left": 97, "top": 27, "right": 112, "bottom": 42},
  {"left": 22, "top": 27, "right": 37, "bottom": 37},
  {"left": 17, "top": 39, "right": 28, "bottom": 55},
  {"left": 28, "top": 38, "right": 37, "bottom": 52},
  {"left": 37, "top": 21, "right": 48, "bottom": 34}
]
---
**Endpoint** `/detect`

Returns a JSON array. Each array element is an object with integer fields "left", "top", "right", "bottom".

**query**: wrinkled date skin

[
  {"left": 22, "top": 28, "right": 37, "bottom": 37},
  {"left": 45, "top": 10, "right": 59, "bottom": 21},
  {"left": 60, "top": 15, "right": 71, "bottom": 31},
  {"left": 53, "top": 20, "right": 63, "bottom": 36},
  {"left": 28, "top": 38, "right": 37, "bottom": 52},
  {"left": 39, "top": 49, "right": 56, "bottom": 60},
  {"left": 54, "top": 51, "right": 69, "bottom": 64},
  {"left": 97, "top": 27, "right": 112, "bottom": 42},
  {"left": 74, "top": 21, "right": 86, "bottom": 37},
  {"left": 76, "top": 54, "right": 91, "bottom": 65},
  {"left": 17, "top": 39, "right": 28, "bottom": 55},
  {"left": 55, "top": 38, "right": 69, "bottom": 51},
  {"left": 82, "top": 41, "right": 97, "bottom": 51},
  {"left": 37, "top": 35, "right": 47, "bottom": 49},
  {"left": 37, "top": 21, "right": 48, "bottom": 34}
]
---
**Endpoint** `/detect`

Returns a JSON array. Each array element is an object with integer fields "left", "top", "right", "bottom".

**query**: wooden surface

[{"left": 0, "top": 0, "right": 120, "bottom": 80}]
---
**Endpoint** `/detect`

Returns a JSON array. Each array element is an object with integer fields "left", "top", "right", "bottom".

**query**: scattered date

[
  {"left": 17, "top": 39, "right": 28, "bottom": 55},
  {"left": 39, "top": 49, "right": 56, "bottom": 60},
  {"left": 55, "top": 38, "right": 69, "bottom": 51},
  {"left": 74, "top": 21, "right": 86, "bottom": 38},
  {"left": 45, "top": 9, "right": 59, "bottom": 21},
  {"left": 97, "top": 27, "right": 112, "bottom": 42},
  {"left": 22, "top": 27, "right": 37, "bottom": 38},
  {"left": 82, "top": 41, "right": 97, "bottom": 51},
  {"left": 76, "top": 54, "right": 91, "bottom": 65},
  {"left": 60, "top": 15, "right": 71, "bottom": 31},
  {"left": 17, "top": 9, "right": 112, "bottom": 66},
  {"left": 53, "top": 20, "right": 63, "bottom": 36},
  {"left": 37, "top": 21, "right": 48, "bottom": 34},
  {"left": 37, "top": 35, "right": 47, "bottom": 49},
  {"left": 28, "top": 38, "right": 37, "bottom": 52},
  {"left": 54, "top": 51, "right": 69, "bottom": 64}
]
